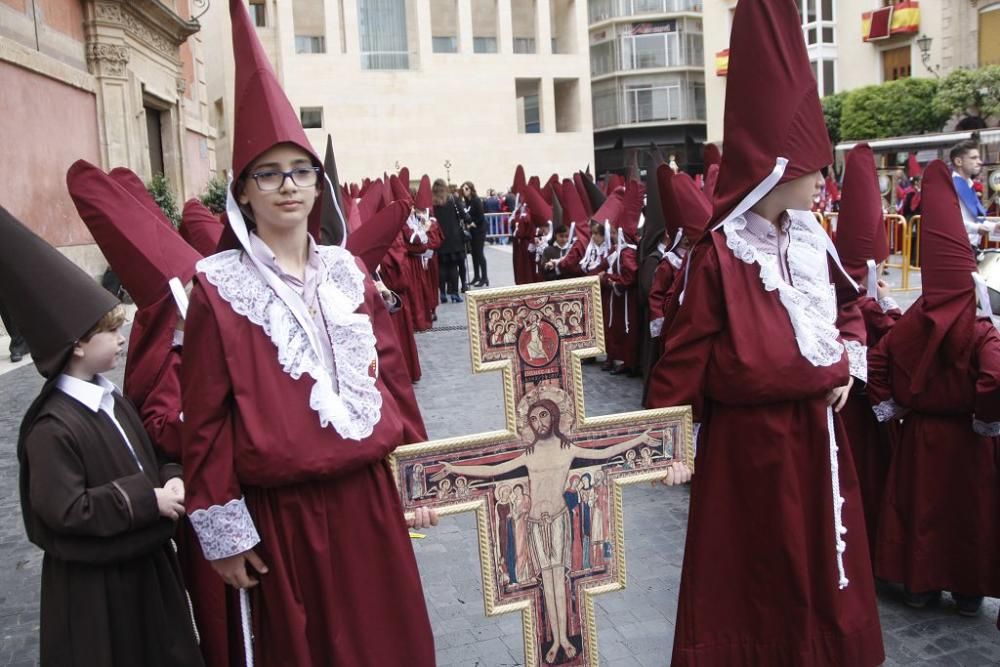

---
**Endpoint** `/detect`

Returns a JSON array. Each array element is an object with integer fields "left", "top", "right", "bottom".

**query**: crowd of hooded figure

[{"left": 2, "top": 0, "right": 1000, "bottom": 666}]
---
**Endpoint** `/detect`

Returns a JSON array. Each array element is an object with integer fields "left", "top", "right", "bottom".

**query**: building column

[
  {"left": 416, "top": 0, "right": 433, "bottom": 62},
  {"left": 537, "top": 0, "right": 552, "bottom": 55},
  {"left": 498, "top": 0, "right": 514, "bottom": 54},
  {"left": 458, "top": 0, "right": 474, "bottom": 54},
  {"left": 85, "top": 41, "right": 133, "bottom": 169}
]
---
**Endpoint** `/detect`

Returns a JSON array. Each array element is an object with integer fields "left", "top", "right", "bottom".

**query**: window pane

[
  {"left": 823, "top": 59, "right": 835, "bottom": 96},
  {"left": 807, "top": 27, "right": 816, "bottom": 44},
  {"left": 821, "top": 0, "right": 833, "bottom": 21},
  {"left": 822, "top": 26, "right": 834, "bottom": 44},
  {"left": 514, "top": 37, "right": 536, "bottom": 53},
  {"left": 524, "top": 94, "right": 540, "bottom": 133},
  {"left": 300, "top": 107, "right": 323, "bottom": 129},
  {"left": 250, "top": 1, "right": 266, "bottom": 27},
  {"left": 295, "top": 36, "right": 326, "bottom": 53},
  {"left": 590, "top": 41, "right": 614, "bottom": 75},
  {"left": 433, "top": 36, "right": 458, "bottom": 52},
  {"left": 358, "top": 0, "right": 410, "bottom": 69},
  {"left": 474, "top": 36, "right": 498, "bottom": 53}
]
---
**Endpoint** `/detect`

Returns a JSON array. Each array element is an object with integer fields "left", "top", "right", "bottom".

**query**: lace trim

[
  {"left": 650, "top": 317, "right": 664, "bottom": 338},
  {"left": 973, "top": 418, "right": 1000, "bottom": 437},
  {"left": 872, "top": 399, "right": 902, "bottom": 422},
  {"left": 198, "top": 246, "right": 382, "bottom": 440},
  {"left": 722, "top": 211, "right": 844, "bottom": 368},
  {"left": 826, "top": 406, "right": 849, "bottom": 590},
  {"left": 844, "top": 340, "right": 868, "bottom": 383},
  {"left": 878, "top": 296, "right": 900, "bottom": 314},
  {"left": 189, "top": 497, "right": 260, "bottom": 561}
]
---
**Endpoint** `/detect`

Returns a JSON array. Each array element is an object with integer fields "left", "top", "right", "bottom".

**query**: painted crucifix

[{"left": 391, "top": 276, "right": 693, "bottom": 667}]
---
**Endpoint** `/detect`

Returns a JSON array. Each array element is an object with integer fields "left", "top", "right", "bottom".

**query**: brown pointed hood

[
  {"left": 319, "top": 134, "right": 348, "bottom": 247},
  {"left": 0, "top": 205, "right": 119, "bottom": 378}
]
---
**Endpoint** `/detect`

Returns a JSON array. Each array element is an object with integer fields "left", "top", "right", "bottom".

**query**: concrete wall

[{"left": 0, "top": 58, "right": 100, "bottom": 247}]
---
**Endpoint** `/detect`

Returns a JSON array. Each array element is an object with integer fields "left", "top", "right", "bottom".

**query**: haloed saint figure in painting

[{"left": 435, "top": 388, "right": 657, "bottom": 663}]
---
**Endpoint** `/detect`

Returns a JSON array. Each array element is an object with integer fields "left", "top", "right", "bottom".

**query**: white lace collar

[
  {"left": 722, "top": 210, "right": 844, "bottom": 367},
  {"left": 198, "top": 245, "right": 382, "bottom": 440}
]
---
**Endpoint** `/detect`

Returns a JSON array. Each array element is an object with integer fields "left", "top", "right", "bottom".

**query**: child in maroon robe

[
  {"left": 832, "top": 143, "right": 903, "bottom": 564},
  {"left": 867, "top": 160, "right": 1000, "bottom": 617},
  {"left": 178, "top": 3, "right": 436, "bottom": 665},
  {"left": 603, "top": 181, "right": 642, "bottom": 375},
  {"left": 649, "top": 0, "right": 884, "bottom": 664}
]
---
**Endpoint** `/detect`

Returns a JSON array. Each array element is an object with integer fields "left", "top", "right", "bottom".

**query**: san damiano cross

[{"left": 391, "top": 276, "right": 693, "bottom": 666}]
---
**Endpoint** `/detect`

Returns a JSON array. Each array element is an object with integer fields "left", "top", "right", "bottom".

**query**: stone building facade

[{"left": 0, "top": 0, "right": 216, "bottom": 275}]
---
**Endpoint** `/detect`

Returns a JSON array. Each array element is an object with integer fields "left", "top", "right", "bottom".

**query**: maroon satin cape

[{"left": 647, "top": 232, "right": 884, "bottom": 666}]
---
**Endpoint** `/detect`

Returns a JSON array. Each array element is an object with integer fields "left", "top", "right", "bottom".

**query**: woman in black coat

[
  {"left": 462, "top": 181, "right": 489, "bottom": 286},
  {"left": 433, "top": 179, "right": 468, "bottom": 302}
]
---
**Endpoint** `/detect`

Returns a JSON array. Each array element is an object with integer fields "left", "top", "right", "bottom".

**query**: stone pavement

[{"left": 0, "top": 246, "right": 997, "bottom": 665}]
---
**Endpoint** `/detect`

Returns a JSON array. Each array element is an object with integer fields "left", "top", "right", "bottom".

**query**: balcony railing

[
  {"left": 592, "top": 80, "right": 705, "bottom": 129},
  {"left": 589, "top": 0, "right": 703, "bottom": 24},
  {"left": 590, "top": 32, "right": 704, "bottom": 76}
]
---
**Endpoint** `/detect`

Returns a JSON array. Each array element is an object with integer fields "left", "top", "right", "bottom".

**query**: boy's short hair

[
  {"left": 949, "top": 139, "right": 979, "bottom": 165},
  {"left": 81, "top": 304, "right": 126, "bottom": 341},
  {"left": 553, "top": 225, "right": 569, "bottom": 237}
]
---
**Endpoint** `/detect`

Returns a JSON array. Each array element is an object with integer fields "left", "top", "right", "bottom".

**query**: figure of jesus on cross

[{"left": 434, "top": 388, "right": 660, "bottom": 662}]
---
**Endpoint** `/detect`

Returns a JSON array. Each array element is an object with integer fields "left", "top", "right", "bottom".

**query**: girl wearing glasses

[{"left": 177, "top": 2, "right": 436, "bottom": 665}]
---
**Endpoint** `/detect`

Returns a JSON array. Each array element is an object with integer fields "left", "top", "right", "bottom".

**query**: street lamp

[
  {"left": 444, "top": 160, "right": 452, "bottom": 185},
  {"left": 916, "top": 34, "right": 939, "bottom": 78}
]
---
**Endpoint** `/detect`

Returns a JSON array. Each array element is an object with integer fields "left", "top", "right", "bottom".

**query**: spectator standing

[{"left": 463, "top": 181, "right": 489, "bottom": 286}]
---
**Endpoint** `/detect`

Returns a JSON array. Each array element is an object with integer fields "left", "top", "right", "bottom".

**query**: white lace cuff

[
  {"left": 189, "top": 497, "right": 261, "bottom": 561},
  {"left": 650, "top": 317, "right": 664, "bottom": 338},
  {"left": 973, "top": 418, "right": 1000, "bottom": 437},
  {"left": 872, "top": 399, "right": 903, "bottom": 423},
  {"left": 877, "top": 297, "right": 900, "bottom": 313},
  {"left": 844, "top": 340, "right": 867, "bottom": 383}
]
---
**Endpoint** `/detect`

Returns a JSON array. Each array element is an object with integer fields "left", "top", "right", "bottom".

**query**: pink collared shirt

[
  {"left": 740, "top": 210, "right": 792, "bottom": 283},
  {"left": 248, "top": 232, "right": 336, "bottom": 376}
]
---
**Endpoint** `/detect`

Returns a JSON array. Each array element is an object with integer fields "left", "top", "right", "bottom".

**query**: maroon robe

[
  {"left": 512, "top": 214, "right": 540, "bottom": 284},
  {"left": 381, "top": 237, "right": 422, "bottom": 382},
  {"left": 402, "top": 229, "right": 432, "bottom": 332},
  {"left": 181, "top": 247, "right": 433, "bottom": 667},
  {"left": 647, "top": 223, "right": 883, "bottom": 666},
  {"left": 836, "top": 295, "right": 901, "bottom": 563},
  {"left": 423, "top": 221, "right": 443, "bottom": 321},
  {"left": 867, "top": 317, "right": 1000, "bottom": 596},
  {"left": 603, "top": 247, "right": 639, "bottom": 370}
]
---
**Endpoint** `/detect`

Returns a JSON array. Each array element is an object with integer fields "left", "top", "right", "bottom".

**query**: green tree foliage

[
  {"left": 146, "top": 173, "right": 181, "bottom": 228},
  {"left": 200, "top": 175, "right": 228, "bottom": 214},
  {"left": 932, "top": 65, "right": 1000, "bottom": 121},
  {"left": 840, "top": 78, "right": 949, "bottom": 141},
  {"left": 822, "top": 91, "right": 849, "bottom": 145}
]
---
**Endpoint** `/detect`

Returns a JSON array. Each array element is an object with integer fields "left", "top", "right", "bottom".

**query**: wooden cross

[{"left": 391, "top": 276, "right": 693, "bottom": 667}]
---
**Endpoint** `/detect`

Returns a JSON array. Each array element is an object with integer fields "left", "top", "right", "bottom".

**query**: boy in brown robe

[{"left": 2, "top": 205, "right": 203, "bottom": 667}]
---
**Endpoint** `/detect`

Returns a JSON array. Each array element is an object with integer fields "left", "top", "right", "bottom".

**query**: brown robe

[{"left": 20, "top": 388, "right": 203, "bottom": 667}]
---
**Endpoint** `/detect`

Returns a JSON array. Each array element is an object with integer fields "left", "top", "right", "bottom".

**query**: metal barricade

[
  {"left": 882, "top": 214, "right": 914, "bottom": 291},
  {"left": 485, "top": 212, "right": 512, "bottom": 244}
]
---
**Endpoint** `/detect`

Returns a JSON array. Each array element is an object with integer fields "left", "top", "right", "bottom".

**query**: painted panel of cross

[{"left": 391, "top": 276, "right": 693, "bottom": 666}]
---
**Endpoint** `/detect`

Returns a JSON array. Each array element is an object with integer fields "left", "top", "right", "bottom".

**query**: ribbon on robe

[
  {"left": 606, "top": 228, "right": 638, "bottom": 334},
  {"left": 973, "top": 271, "right": 994, "bottom": 318},
  {"left": 866, "top": 259, "right": 879, "bottom": 299}
]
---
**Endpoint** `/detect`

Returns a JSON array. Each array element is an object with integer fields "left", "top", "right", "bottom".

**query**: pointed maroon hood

[
  {"left": 834, "top": 143, "right": 889, "bottom": 288},
  {"left": 181, "top": 198, "right": 225, "bottom": 256},
  {"left": 711, "top": 0, "right": 832, "bottom": 226}
]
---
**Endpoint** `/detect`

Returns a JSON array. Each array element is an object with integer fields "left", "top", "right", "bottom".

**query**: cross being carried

[{"left": 392, "top": 276, "right": 693, "bottom": 666}]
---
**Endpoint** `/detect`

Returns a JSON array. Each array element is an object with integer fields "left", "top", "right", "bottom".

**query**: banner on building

[{"left": 862, "top": 2, "right": 920, "bottom": 42}]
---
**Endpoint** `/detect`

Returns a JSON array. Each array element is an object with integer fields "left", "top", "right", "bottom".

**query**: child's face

[
  {"left": 239, "top": 143, "right": 320, "bottom": 234},
  {"left": 555, "top": 232, "right": 569, "bottom": 246},
  {"left": 75, "top": 328, "right": 125, "bottom": 375}
]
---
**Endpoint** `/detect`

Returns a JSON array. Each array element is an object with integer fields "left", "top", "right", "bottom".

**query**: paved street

[{"left": 0, "top": 245, "right": 997, "bottom": 665}]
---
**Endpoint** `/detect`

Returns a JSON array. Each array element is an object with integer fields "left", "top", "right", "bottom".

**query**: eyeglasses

[{"left": 250, "top": 166, "right": 320, "bottom": 192}]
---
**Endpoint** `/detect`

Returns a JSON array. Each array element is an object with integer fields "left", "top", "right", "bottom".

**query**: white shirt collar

[{"left": 56, "top": 374, "right": 118, "bottom": 412}]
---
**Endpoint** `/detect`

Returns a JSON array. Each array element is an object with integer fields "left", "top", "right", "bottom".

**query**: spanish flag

[
  {"left": 715, "top": 49, "right": 729, "bottom": 76},
  {"left": 862, "top": 1, "right": 920, "bottom": 42}
]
